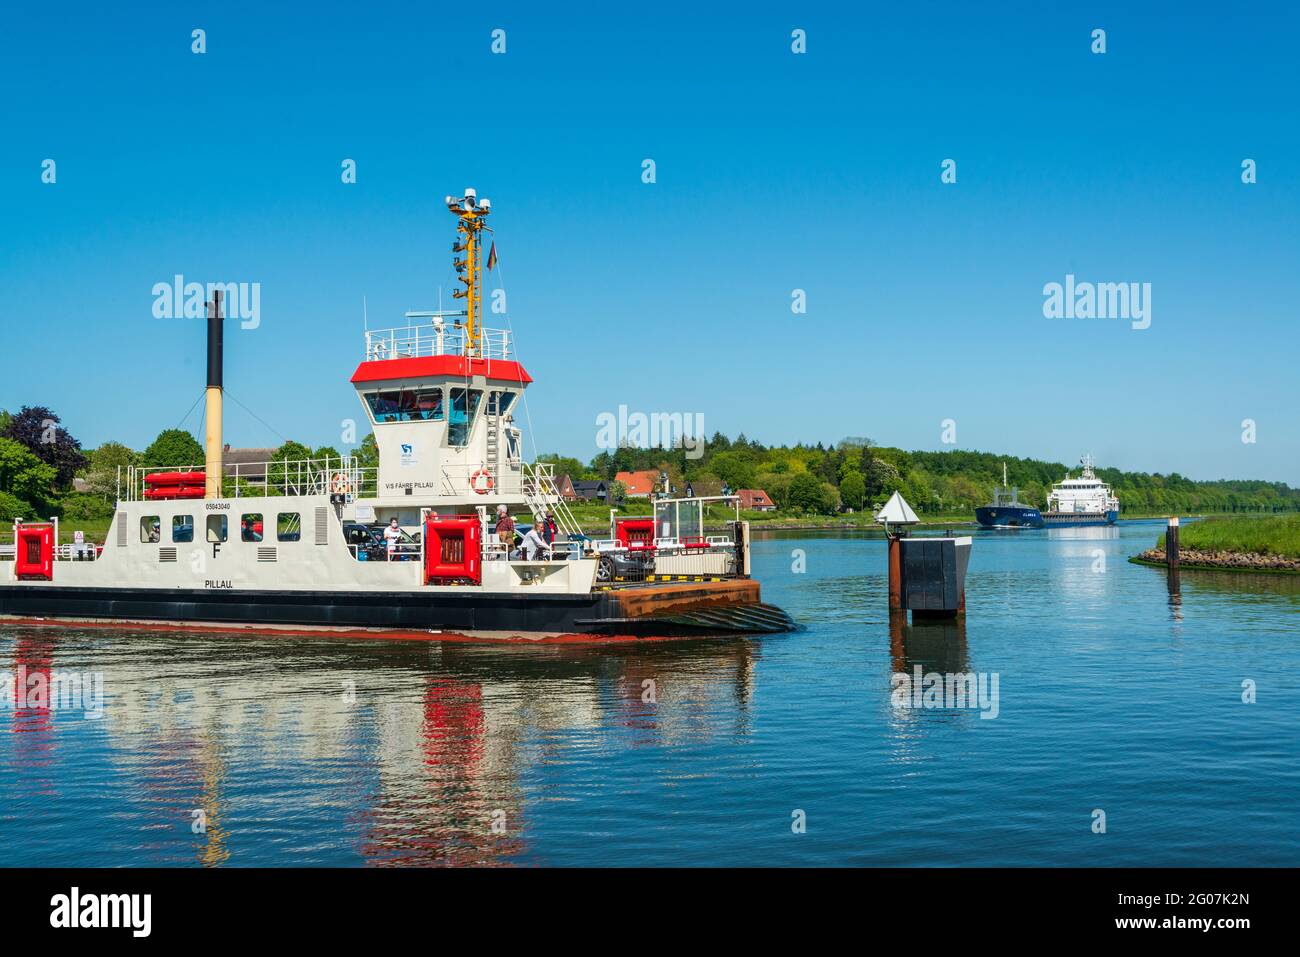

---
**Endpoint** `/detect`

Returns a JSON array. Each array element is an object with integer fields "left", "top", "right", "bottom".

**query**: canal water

[{"left": 2, "top": 521, "right": 1297, "bottom": 866}]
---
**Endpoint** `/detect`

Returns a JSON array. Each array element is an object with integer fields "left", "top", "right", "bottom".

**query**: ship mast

[
  {"left": 445, "top": 188, "right": 491, "bottom": 357},
  {"left": 204, "top": 291, "right": 224, "bottom": 499}
]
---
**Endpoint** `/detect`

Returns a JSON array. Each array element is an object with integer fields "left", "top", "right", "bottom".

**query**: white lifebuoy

[
  {"left": 470, "top": 468, "right": 495, "bottom": 494},
  {"left": 331, "top": 473, "right": 351, "bottom": 495}
]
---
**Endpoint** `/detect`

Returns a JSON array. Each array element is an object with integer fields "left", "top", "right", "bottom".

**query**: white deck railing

[
  {"left": 364, "top": 317, "right": 513, "bottom": 363},
  {"left": 120, "top": 457, "right": 378, "bottom": 501}
]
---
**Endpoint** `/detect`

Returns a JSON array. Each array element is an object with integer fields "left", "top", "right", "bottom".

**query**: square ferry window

[
  {"left": 448, "top": 388, "right": 482, "bottom": 446},
  {"left": 277, "top": 512, "right": 301, "bottom": 542},
  {"left": 140, "top": 515, "right": 161, "bottom": 544},
  {"left": 240, "top": 513, "right": 264, "bottom": 542},
  {"left": 206, "top": 514, "right": 228, "bottom": 543},
  {"left": 172, "top": 515, "right": 194, "bottom": 543}
]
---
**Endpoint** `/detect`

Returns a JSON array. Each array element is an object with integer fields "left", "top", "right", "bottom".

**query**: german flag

[{"left": 486, "top": 242, "right": 498, "bottom": 270}]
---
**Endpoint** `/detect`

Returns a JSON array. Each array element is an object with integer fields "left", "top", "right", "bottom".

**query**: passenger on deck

[
  {"left": 494, "top": 505, "right": 515, "bottom": 556},
  {"left": 384, "top": 517, "right": 402, "bottom": 560},
  {"left": 540, "top": 510, "right": 558, "bottom": 548},
  {"left": 518, "top": 525, "right": 550, "bottom": 561}
]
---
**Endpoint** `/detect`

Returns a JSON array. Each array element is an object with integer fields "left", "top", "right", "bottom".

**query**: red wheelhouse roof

[{"left": 350, "top": 355, "right": 533, "bottom": 385}]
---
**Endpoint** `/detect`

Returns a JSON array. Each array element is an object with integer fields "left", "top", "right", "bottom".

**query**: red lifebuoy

[{"left": 470, "top": 468, "right": 495, "bottom": 494}]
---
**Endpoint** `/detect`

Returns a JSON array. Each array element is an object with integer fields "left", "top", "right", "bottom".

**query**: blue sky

[{"left": 2, "top": 1, "right": 1297, "bottom": 482}]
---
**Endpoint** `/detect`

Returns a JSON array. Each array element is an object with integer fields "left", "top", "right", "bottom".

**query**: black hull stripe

[
  {"left": 0, "top": 586, "right": 607, "bottom": 634},
  {"left": 0, "top": 586, "right": 789, "bottom": 637}
]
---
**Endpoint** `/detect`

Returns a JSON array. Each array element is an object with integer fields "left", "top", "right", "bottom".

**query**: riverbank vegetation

[
  {"left": 545, "top": 435, "right": 1300, "bottom": 519},
  {"left": 1160, "top": 514, "right": 1300, "bottom": 561}
]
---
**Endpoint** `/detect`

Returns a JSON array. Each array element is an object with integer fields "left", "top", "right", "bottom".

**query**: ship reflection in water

[{"left": 0, "top": 628, "right": 757, "bottom": 867}]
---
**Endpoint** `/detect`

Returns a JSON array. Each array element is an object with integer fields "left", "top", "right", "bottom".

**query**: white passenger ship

[
  {"left": 1, "top": 190, "right": 793, "bottom": 641},
  {"left": 1043, "top": 456, "right": 1120, "bottom": 526}
]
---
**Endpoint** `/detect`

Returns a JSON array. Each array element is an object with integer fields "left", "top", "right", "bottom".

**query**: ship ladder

[{"left": 521, "top": 463, "right": 584, "bottom": 542}]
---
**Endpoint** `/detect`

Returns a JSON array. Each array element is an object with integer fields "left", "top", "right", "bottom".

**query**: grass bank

[
  {"left": 1160, "top": 514, "right": 1300, "bottom": 560},
  {"left": 1130, "top": 514, "right": 1300, "bottom": 574}
]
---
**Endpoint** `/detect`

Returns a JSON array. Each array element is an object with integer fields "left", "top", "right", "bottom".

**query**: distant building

[
  {"left": 222, "top": 446, "right": 278, "bottom": 482},
  {"left": 737, "top": 488, "right": 777, "bottom": 512},
  {"left": 615, "top": 469, "right": 660, "bottom": 498},
  {"left": 571, "top": 480, "right": 609, "bottom": 502},
  {"left": 553, "top": 474, "right": 577, "bottom": 502}
]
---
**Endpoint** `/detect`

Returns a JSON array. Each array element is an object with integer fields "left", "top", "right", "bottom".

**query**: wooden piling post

[
  {"left": 1166, "top": 516, "right": 1180, "bottom": 571},
  {"left": 887, "top": 534, "right": 903, "bottom": 614}
]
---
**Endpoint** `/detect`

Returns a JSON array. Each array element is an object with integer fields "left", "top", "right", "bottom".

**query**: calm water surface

[{"left": 2, "top": 521, "right": 1297, "bottom": 866}]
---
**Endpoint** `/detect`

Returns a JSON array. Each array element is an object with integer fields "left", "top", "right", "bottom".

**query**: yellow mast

[
  {"left": 446, "top": 188, "right": 491, "bottom": 356},
  {"left": 204, "top": 291, "right": 225, "bottom": 499}
]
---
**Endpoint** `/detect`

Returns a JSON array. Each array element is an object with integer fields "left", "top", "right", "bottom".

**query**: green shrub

[
  {"left": 0, "top": 491, "right": 35, "bottom": 522},
  {"left": 60, "top": 492, "right": 115, "bottom": 522}
]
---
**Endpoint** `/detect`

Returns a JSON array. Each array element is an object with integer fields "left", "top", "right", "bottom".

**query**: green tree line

[{"left": 542, "top": 435, "right": 1300, "bottom": 517}]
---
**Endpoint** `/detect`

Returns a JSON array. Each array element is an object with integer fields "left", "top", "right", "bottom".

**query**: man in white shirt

[{"left": 383, "top": 517, "right": 402, "bottom": 560}]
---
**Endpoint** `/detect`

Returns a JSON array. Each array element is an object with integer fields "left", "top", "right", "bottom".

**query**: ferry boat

[
  {"left": 1042, "top": 456, "right": 1120, "bottom": 527},
  {"left": 0, "top": 189, "right": 794, "bottom": 642},
  {"left": 974, "top": 464, "right": 1044, "bottom": 529}
]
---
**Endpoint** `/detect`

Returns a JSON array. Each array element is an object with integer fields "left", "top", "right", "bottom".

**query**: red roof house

[
  {"left": 615, "top": 470, "right": 660, "bottom": 498},
  {"left": 736, "top": 488, "right": 777, "bottom": 512}
]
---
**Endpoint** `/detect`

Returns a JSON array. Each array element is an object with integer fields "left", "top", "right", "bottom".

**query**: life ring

[
  {"left": 331, "top": 473, "right": 351, "bottom": 495},
  {"left": 470, "top": 468, "right": 495, "bottom": 494}
]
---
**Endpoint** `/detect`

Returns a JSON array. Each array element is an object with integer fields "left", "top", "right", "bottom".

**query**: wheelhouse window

[
  {"left": 240, "top": 513, "right": 264, "bottom": 542},
  {"left": 414, "top": 389, "right": 444, "bottom": 420},
  {"left": 487, "top": 391, "right": 515, "bottom": 416},
  {"left": 206, "top": 515, "right": 228, "bottom": 543},
  {"left": 140, "top": 516, "right": 161, "bottom": 543},
  {"left": 365, "top": 391, "right": 402, "bottom": 423},
  {"left": 448, "top": 388, "right": 482, "bottom": 446},
  {"left": 277, "top": 512, "right": 302, "bottom": 542},
  {"left": 172, "top": 515, "right": 194, "bottom": 543},
  {"left": 365, "top": 388, "right": 444, "bottom": 423}
]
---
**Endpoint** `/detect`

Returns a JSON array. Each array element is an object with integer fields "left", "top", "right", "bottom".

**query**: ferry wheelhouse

[
  {"left": 1043, "top": 456, "right": 1120, "bottom": 527},
  {"left": 1, "top": 190, "right": 793, "bottom": 641}
]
